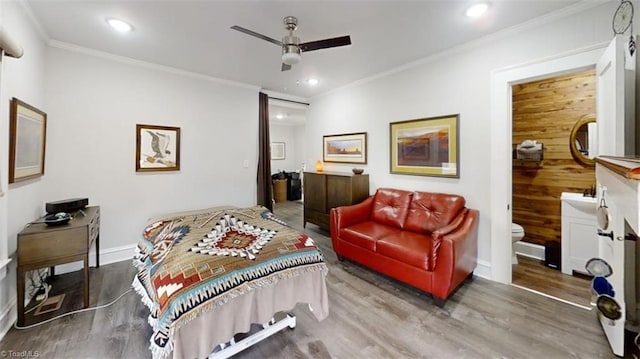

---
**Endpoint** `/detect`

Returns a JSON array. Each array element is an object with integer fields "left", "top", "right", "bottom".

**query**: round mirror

[{"left": 570, "top": 114, "right": 596, "bottom": 166}]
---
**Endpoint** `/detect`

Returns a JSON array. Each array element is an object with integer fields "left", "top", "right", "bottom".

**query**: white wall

[
  {"left": 270, "top": 123, "right": 304, "bottom": 174},
  {"left": 43, "top": 46, "right": 260, "bottom": 256},
  {"left": 306, "top": 2, "right": 617, "bottom": 279},
  {"left": 0, "top": 1, "right": 47, "bottom": 339}
]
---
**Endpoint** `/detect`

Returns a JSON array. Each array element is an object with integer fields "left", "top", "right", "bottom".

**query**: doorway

[
  {"left": 268, "top": 100, "right": 307, "bottom": 218},
  {"left": 510, "top": 69, "right": 596, "bottom": 308},
  {"left": 489, "top": 44, "right": 608, "bottom": 284}
]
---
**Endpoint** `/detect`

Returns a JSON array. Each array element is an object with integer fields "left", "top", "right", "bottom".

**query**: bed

[{"left": 132, "top": 205, "right": 329, "bottom": 359}]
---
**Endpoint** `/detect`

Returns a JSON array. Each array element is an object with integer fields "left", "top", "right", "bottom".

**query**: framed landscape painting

[
  {"left": 390, "top": 114, "right": 459, "bottom": 178},
  {"left": 9, "top": 98, "right": 47, "bottom": 183},
  {"left": 323, "top": 132, "right": 367, "bottom": 164},
  {"left": 136, "top": 124, "right": 181, "bottom": 172}
]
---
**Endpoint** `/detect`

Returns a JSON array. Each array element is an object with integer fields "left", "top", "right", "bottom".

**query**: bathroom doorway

[{"left": 510, "top": 69, "right": 595, "bottom": 308}]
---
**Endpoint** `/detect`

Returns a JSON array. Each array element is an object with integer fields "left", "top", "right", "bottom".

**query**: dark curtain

[{"left": 257, "top": 92, "right": 273, "bottom": 212}]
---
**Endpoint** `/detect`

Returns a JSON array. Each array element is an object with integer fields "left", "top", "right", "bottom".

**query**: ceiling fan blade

[
  {"left": 281, "top": 63, "right": 292, "bottom": 72},
  {"left": 230, "top": 25, "right": 282, "bottom": 46},
  {"left": 300, "top": 35, "right": 351, "bottom": 52}
]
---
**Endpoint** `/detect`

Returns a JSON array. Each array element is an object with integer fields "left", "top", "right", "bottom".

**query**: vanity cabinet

[
  {"left": 561, "top": 192, "right": 598, "bottom": 275},
  {"left": 303, "top": 171, "right": 369, "bottom": 230}
]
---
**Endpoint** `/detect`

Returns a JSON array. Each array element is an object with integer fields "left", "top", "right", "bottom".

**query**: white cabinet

[{"left": 561, "top": 192, "right": 598, "bottom": 275}]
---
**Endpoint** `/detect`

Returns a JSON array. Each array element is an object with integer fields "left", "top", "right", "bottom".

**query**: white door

[{"left": 595, "top": 35, "right": 635, "bottom": 357}]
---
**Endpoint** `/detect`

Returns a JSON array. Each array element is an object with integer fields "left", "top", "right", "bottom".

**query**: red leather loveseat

[{"left": 330, "top": 188, "right": 479, "bottom": 306}]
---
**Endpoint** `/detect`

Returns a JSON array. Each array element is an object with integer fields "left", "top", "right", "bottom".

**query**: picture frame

[
  {"left": 390, "top": 114, "right": 459, "bottom": 178},
  {"left": 323, "top": 132, "right": 367, "bottom": 164},
  {"left": 9, "top": 98, "right": 47, "bottom": 183},
  {"left": 271, "top": 142, "right": 286, "bottom": 160},
  {"left": 136, "top": 124, "right": 181, "bottom": 172}
]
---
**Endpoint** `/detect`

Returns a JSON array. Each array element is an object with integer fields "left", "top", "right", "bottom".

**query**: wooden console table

[{"left": 16, "top": 206, "right": 100, "bottom": 326}]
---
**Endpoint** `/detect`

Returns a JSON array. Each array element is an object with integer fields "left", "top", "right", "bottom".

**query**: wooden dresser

[
  {"left": 303, "top": 171, "right": 369, "bottom": 230},
  {"left": 16, "top": 206, "right": 100, "bottom": 326}
]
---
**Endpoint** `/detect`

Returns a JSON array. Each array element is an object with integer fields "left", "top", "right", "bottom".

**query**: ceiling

[{"left": 23, "top": 1, "right": 585, "bottom": 100}]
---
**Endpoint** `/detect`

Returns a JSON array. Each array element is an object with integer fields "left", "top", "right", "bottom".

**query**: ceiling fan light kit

[
  {"left": 282, "top": 34, "right": 302, "bottom": 65},
  {"left": 231, "top": 16, "right": 351, "bottom": 71},
  {"left": 282, "top": 51, "right": 301, "bottom": 66}
]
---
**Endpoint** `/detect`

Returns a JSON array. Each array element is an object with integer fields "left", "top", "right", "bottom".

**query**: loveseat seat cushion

[
  {"left": 370, "top": 188, "right": 413, "bottom": 229},
  {"left": 377, "top": 231, "right": 434, "bottom": 271},
  {"left": 340, "top": 221, "right": 401, "bottom": 252},
  {"left": 404, "top": 191, "right": 466, "bottom": 234}
]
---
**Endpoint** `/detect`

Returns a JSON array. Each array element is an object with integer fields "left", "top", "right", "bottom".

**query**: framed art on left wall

[
  {"left": 9, "top": 98, "right": 47, "bottom": 183},
  {"left": 136, "top": 124, "right": 181, "bottom": 172}
]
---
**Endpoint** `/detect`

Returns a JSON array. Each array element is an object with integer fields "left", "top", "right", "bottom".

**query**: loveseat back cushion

[
  {"left": 370, "top": 188, "right": 413, "bottom": 229},
  {"left": 404, "top": 191, "right": 466, "bottom": 233}
]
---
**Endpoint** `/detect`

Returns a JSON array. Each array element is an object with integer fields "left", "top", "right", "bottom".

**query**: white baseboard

[
  {"left": 0, "top": 244, "right": 135, "bottom": 341},
  {"left": 0, "top": 295, "right": 17, "bottom": 342},
  {"left": 54, "top": 244, "right": 135, "bottom": 275},
  {"left": 514, "top": 241, "right": 545, "bottom": 260},
  {"left": 474, "top": 259, "right": 491, "bottom": 280}
]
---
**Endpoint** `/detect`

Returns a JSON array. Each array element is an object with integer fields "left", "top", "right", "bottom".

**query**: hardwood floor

[
  {"left": 0, "top": 201, "right": 618, "bottom": 358},
  {"left": 512, "top": 255, "right": 592, "bottom": 308}
]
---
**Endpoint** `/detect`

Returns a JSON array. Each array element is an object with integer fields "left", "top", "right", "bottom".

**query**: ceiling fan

[{"left": 231, "top": 16, "right": 351, "bottom": 71}]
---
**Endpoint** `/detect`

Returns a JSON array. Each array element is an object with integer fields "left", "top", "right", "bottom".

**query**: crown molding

[
  {"left": 17, "top": 0, "right": 49, "bottom": 43},
  {"left": 313, "top": 0, "right": 608, "bottom": 100},
  {"left": 48, "top": 40, "right": 261, "bottom": 92}
]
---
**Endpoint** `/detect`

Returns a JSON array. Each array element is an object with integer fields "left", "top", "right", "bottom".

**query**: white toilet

[{"left": 511, "top": 223, "right": 525, "bottom": 265}]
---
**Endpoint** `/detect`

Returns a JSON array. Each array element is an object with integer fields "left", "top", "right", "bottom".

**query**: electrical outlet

[{"left": 243, "top": 160, "right": 249, "bottom": 168}]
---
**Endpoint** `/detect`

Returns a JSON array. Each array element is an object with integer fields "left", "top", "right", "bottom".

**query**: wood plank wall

[{"left": 512, "top": 69, "right": 596, "bottom": 247}]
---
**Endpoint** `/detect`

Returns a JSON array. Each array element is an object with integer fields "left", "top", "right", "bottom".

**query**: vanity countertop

[
  {"left": 560, "top": 192, "right": 597, "bottom": 203},
  {"left": 595, "top": 156, "right": 640, "bottom": 180}
]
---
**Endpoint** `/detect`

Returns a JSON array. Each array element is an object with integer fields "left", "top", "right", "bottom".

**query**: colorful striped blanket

[{"left": 132, "top": 206, "right": 327, "bottom": 358}]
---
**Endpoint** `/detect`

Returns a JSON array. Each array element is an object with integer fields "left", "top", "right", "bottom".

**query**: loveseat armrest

[
  {"left": 330, "top": 196, "right": 374, "bottom": 241},
  {"left": 431, "top": 208, "right": 479, "bottom": 302},
  {"left": 432, "top": 207, "right": 469, "bottom": 240}
]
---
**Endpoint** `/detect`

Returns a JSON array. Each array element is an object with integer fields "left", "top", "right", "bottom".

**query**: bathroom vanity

[{"left": 561, "top": 192, "right": 598, "bottom": 275}]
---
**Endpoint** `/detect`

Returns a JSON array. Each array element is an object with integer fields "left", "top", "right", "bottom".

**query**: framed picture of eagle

[{"left": 136, "top": 124, "right": 181, "bottom": 172}]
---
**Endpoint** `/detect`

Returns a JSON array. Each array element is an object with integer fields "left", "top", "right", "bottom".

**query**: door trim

[{"left": 489, "top": 43, "right": 608, "bottom": 284}]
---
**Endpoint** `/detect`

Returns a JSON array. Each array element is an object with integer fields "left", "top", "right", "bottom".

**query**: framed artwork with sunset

[{"left": 390, "top": 114, "right": 459, "bottom": 178}]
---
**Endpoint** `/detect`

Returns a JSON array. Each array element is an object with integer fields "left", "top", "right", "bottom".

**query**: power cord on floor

[
  {"left": 24, "top": 283, "right": 51, "bottom": 315},
  {"left": 13, "top": 288, "right": 133, "bottom": 330}
]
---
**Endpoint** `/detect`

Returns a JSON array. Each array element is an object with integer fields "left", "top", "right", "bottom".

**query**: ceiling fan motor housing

[
  {"left": 231, "top": 14, "right": 350, "bottom": 70},
  {"left": 282, "top": 35, "right": 301, "bottom": 65}
]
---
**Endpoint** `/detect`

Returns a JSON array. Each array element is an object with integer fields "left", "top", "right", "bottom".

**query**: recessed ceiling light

[
  {"left": 107, "top": 18, "right": 133, "bottom": 33},
  {"left": 307, "top": 78, "right": 319, "bottom": 86},
  {"left": 276, "top": 114, "right": 284, "bottom": 120},
  {"left": 466, "top": 3, "right": 489, "bottom": 18}
]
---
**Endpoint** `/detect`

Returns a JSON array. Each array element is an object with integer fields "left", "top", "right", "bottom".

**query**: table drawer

[{"left": 18, "top": 227, "right": 87, "bottom": 265}]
